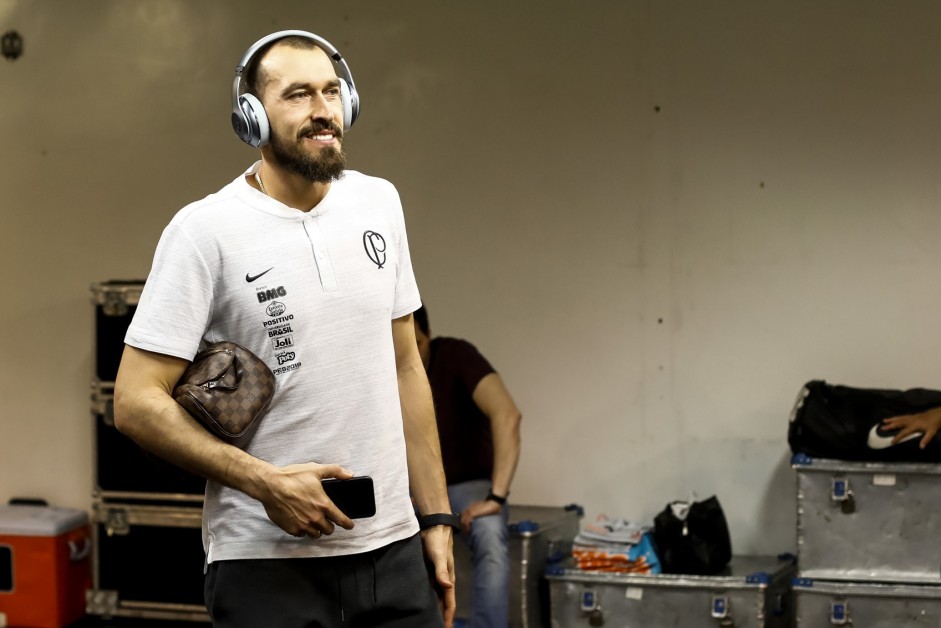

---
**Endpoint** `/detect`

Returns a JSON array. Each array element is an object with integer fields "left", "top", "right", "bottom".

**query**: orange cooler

[{"left": 0, "top": 505, "right": 91, "bottom": 628}]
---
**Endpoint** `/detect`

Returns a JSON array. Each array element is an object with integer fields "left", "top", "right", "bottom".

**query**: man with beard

[{"left": 113, "top": 31, "right": 456, "bottom": 627}]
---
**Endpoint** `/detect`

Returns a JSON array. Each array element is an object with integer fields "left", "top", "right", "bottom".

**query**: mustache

[{"left": 297, "top": 121, "right": 343, "bottom": 141}]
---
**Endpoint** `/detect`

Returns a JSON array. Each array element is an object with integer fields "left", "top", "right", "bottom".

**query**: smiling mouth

[{"left": 299, "top": 122, "right": 343, "bottom": 143}]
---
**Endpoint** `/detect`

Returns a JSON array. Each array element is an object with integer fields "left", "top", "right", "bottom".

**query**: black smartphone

[{"left": 321, "top": 476, "right": 376, "bottom": 519}]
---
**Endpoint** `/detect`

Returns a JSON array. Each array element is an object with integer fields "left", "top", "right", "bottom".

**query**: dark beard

[{"left": 269, "top": 122, "right": 348, "bottom": 184}]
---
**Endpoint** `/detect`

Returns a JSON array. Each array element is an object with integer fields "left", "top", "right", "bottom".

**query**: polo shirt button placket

[{"left": 303, "top": 216, "right": 338, "bottom": 292}]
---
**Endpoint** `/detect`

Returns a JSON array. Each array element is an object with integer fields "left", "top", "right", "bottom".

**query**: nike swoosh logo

[
  {"left": 245, "top": 267, "right": 274, "bottom": 283},
  {"left": 867, "top": 424, "right": 922, "bottom": 450}
]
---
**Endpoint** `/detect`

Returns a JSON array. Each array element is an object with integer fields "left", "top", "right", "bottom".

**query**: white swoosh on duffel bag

[{"left": 867, "top": 424, "right": 922, "bottom": 450}]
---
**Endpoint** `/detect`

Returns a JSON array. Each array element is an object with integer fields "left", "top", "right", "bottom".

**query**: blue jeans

[{"left": 448, "top": 479, "right": 509, "bottom": 628}]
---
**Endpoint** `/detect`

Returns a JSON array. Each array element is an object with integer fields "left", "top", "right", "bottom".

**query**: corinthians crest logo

[{"left": 363, "top": 231, "right": 387, "bottom": 269}]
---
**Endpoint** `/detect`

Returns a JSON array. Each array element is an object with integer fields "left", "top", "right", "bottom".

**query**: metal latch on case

[
  {"left": 711, "top": 595, "right": 730, "bottom": 619},
  {"left": 102, "top": 291, "right": 130, "bottom": 317},
  {"left": 830, "top": 599, "right": 849, "bottom": 624},
  {"left": 105, "top": 508, "right": 130, "bottom": 536},
  {"left": 85, "top": 589, "right": 119, "bottom": 616},
  {"left": 580, "top": 590, "right": 604, "bottom": 626},
  {"left": 587, "top": 608, "right": 604, "bottom": 627},
  {"left": 580, "top": 590, "right": 597, "bottom": 611},
  {"left": 831, "top": 478, "right": 856, "bottom": 514}
]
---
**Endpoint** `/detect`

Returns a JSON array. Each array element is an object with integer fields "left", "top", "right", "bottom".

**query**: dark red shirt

[{"left": 427, "top": 337, "right": 496, "bottom": 485}]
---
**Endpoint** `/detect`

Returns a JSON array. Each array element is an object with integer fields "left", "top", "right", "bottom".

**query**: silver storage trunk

[
  {"left": 793, "top": 577, "right": 941, "bottom": 626},
  {"left": 454, "top": 504, "right": 583, "bottom": 628},
  {"left": 546, "top": 555, "right": 796, "bottom": 628},
  {"left": 793, "top": 453, "right": 941, "bottom": 583},
  {"left": 87, "top": 500, "right": 210, "bottom": 623}
]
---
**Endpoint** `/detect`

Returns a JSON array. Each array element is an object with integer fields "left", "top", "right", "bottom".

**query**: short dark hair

[
  {"left": 244, "top": 35, "right": 320, "bottom": 98},
  {"left": 413, "top": 305, "right": 429, "bottom": 335}
]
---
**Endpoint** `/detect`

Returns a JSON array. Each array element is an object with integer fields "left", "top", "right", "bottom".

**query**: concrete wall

[{"left": 3, "top": 0, "right": 940, "bottom": 556}]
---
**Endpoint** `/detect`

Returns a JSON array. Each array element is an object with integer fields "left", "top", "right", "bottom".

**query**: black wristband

[
  {"left": 486, "top": 490, "right": 507, "bottom": 505},
  {"left": 417, "top": 512, "right": 460, "bottom": 530}
]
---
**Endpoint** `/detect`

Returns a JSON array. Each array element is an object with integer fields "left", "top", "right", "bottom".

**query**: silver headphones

[{"left": 231, "top": 30, "right": 360, "bottom": 148}]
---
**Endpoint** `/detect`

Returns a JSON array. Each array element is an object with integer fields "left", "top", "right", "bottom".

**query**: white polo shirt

[{"left": 126, "top": 162, "right": 422, "bottom": 561}]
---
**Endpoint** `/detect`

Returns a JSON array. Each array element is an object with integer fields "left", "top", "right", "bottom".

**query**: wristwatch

[
  {"left": 486, "top": 489, "right": 508, "bottom": 506},
  {"left": 417, "top": 512, "right": 461, "bottom": 530}
]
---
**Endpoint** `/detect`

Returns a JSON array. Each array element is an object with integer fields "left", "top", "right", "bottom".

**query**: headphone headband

[{"left": 231, "top": 30, "right": 360, "bottom": 147}]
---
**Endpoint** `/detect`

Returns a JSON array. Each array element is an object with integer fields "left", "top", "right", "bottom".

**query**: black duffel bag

[
  {"left": 653, "top": 496, "right": 732, "bottom": 575},
  {"left": 788, "top": 379, "right": 941, "bottom": 462}
]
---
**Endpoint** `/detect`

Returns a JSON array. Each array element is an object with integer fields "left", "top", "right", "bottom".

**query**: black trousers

[{"left": 204, "top": 534, "right": 444, "bottom": 628}]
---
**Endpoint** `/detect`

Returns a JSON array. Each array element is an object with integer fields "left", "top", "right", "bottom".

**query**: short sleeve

[
  {"left": 451, "top": 339, "right": 497, "bottom": 394},
  {"left": 124, "top": 223, "right": 214, "bottom": 361},
  {"left": 388, "top": 187, "right": 422, "bottom": 320}
]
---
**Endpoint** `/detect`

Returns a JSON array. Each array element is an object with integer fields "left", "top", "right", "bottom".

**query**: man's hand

[
  {"left": 260, "top": 462, "right": 356, "bottom": 538},
  {"left": 883, "top": 408, "right": 941, "bottom": 449},
  {"left": 420, "top": 526, "right": 456, "bottom": 627},
  {"left": 459, "top": 499, "right": 502, "bottom": 535}
]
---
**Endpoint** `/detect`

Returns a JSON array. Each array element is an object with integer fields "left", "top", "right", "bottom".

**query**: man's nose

[{"left": 310, "top": 92, "right": 335, "bottom": 122}]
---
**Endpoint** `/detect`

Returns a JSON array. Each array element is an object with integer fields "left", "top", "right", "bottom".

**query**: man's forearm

[
  {"left": 398, "top": 362, "right": 451, "bottom": 514},
  {"left": 490, "top": 410, "right": 521, "bottom": 497},
  {"left": 113, "top": 386, "right": 274, "bottom": 501}
]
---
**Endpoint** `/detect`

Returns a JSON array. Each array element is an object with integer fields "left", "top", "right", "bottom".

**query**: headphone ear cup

[
  {"left": 339, "top": 78, "right": 358, "bottom": 132},
  {"left": 234, "top": 93, "right": 270, "bottom": 148}
]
